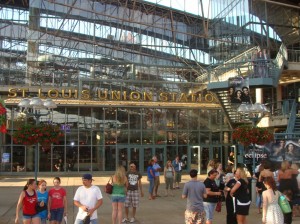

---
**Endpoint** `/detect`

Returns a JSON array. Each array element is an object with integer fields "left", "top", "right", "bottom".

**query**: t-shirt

[
  {"left": 127, "top": 171, "right": 142, "bottom": 191},
  {"left": 23, "top": 190, "right": 38, "bottom": 216},
  {"left": 234, "top": 178, "right": 250, "bottom": 203},
  {"left": 152, "top": 163, "right": 161, "bottom": 176},
  {"left": 73, "top": 185, "right": 103, "bottom": 220},
  {"left": 182, "top": 180, "right": 206, "bottom": 212},
  {"left": 49, "top": 187, "right": 66, "bottom": 209},
  {"left": 37, "top": 191, "right": 48, "bottom": 219},
  {"left": 147, "top": 166, "right": 155, "bottom": 180},
  {"left": 203, "top": 178, "right": 219, "bottom": 203}
]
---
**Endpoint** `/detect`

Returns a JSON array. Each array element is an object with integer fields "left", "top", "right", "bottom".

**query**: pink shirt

[{"left": 49, "top": 187, "right": 66, "bottom": 209}]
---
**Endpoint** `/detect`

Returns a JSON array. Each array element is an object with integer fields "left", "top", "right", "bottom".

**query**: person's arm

[
  {"left": 63, "top": 194, "right": 67, "bottom": 216},
  {"left": 88, "top": 198, "right": 103, "bottom": 216},
  {"left": 206, "top": 187, "right": 221, "bottom": 197},
  {"left": 138, "top": 178, "right": 144, "bottom": 197},
  {"left": 262, "top": 191, "right": 268, "bottom": 224},
  {"left": 15, "top": 191, "right": 24, "bottom": 224},
  {"left": 164, "top": 167, "right": 167, "bottom": 178},
  {"left": 150, "top": 168, "right": 155, "bottom": 177},
  {"left": 74, "top": 200, "right": 89, "bottom": 212},
  {"left": 47, "top": 193, "right": 52, "bottom": 220},
  {"left": 230, "top": 181, "right": 241, "bottom": 197}
]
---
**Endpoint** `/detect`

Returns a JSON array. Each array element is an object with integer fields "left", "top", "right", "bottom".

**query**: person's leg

[
  {"left": 117, "top": 202, "right": 124, "bottom": 224},
  {"left": 31, "top": 217, "right": 41, "bottom": 224},
  {"left": 154, "top": 177, "right": 158, "bottom": 196},
  {"left": 112, "top": 202, "right": 118, "bottom": 224},
  {"left": 125, "top": 207, "right": 129, "bottom": 219},
  {"left": 23, "top": 218, "right": 32, "bottom": 224},
  {"left": 132, "top": 207, "right": 137, "bottom": 219},
  {"left": 236, "top": 215, "right": 246, "bottom": 224}
]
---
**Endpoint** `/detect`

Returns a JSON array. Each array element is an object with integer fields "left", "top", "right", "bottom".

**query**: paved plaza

[{"left": 0, "top": 173, "right": 299, "bottom": 224}]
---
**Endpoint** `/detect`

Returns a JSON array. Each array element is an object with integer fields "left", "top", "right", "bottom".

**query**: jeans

[
  {"left": 148, "top": 179, "right": 154, "bottom": 194},
  {"left": 74, "top": 218, "right": 98, "bottom": 224}
]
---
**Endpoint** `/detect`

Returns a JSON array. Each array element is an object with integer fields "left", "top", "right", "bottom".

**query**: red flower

[{"left": 232, "top": 125, "right": 273, "bottom": 146}]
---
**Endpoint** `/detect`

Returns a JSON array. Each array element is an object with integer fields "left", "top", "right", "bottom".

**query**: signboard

[
  {"left": 228, "top": 76, "right": 252, "bottom": 104},
  {"left": 1, "top": 153, "right": 10, "bottom": 163},
  {"left": 266, "top": 140, "right": 300, "bottom": 163}
]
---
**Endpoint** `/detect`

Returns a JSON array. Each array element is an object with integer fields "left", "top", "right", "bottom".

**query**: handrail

[
  {"left": 287, "top": 49, "right": 300, "bottom": 62},
  {"left": 286, "top": 99, "right": 297, "bottom": 134}
]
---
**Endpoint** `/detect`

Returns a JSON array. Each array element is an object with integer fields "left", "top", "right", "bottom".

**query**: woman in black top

[
  {"left": 224, "top": 172, "right": 237, "bottom": 224},
  {"left": 231, "top": 167, "right": 251, "bottom": 224}
]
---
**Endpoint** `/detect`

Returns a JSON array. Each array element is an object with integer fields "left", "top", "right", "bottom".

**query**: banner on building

[
  {"left": 228, "top": 76, "right": 252, "bottom": 104},
  {"left": 265, "top": 139, "right": 300, "bottom": 163}
]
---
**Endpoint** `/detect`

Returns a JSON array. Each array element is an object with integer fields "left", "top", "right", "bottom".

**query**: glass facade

[{"left": 0, "top": 0, "right": 293, "bottom": 174}]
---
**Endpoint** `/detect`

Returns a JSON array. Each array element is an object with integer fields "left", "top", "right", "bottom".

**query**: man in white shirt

[{"left": 74, "top": 174, "right": 103, "bottom": 224}]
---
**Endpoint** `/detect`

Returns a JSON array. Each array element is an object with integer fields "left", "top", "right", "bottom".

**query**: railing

[
  {"left": 267, "top": 99, "right": 295, "bottom": 117},
  {"left": 287, "top": 49, "right": 300, "bottom": 62},
  {"left": 286, "top": 99, "right": 297, "bottom": 134}
]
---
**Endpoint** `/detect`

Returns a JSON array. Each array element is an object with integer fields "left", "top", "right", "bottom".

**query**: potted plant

[
  {"left": 0, "top": 99, "right": 7, "bottom": 133},
  {"left": 232, "top": 125, "right": 273, "bottom": 146},
  {"left": 13, "top": 123, "right": 64, "bottom": 147}
]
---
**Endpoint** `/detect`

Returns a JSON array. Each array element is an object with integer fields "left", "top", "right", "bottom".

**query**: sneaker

[
  {"left": 122, "top": 218, "right": 129, "bottom": 223},
  {"left": 130, "top": 217, "right": 135, "bottom": 223}
]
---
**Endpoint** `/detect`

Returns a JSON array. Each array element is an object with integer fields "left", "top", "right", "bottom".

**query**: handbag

[
  {"left": 36, "top": 202, "right": 47, "bottom": 213},
  {"left": 278, "top": 195, "right": 292, "bottom": 214},
  {"left": 215, "top": 200, "right": 222, "bottom": 212},
  {"left": 105, "top": 177, "right": 113, "bottom": 194}
]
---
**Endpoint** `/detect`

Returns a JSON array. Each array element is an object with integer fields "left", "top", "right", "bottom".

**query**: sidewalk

[{"left": 0, "top": 174, "right": 299, "bottom": 224}]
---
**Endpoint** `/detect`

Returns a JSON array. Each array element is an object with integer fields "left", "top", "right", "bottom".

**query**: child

[
  {"left": 37, "top": 179, "right": 48, "bottom": 224},
  {"left": 164, "top": 160, "right": 175, "bottom": 196},
  {"left": 256, "top": 179, "right": 263, "bottom": 214}
]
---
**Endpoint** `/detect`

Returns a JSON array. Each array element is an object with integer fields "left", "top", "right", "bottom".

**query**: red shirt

[
  {"left": 23, "top": 190, "right": 38, "bottom": 215},
  {"left": 49, "top": 187, "right": 66, "bottom": 209}
]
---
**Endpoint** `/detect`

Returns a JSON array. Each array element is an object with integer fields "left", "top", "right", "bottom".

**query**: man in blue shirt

[{"left": 152, "top": 156, "right": 161, "bottom": 197}]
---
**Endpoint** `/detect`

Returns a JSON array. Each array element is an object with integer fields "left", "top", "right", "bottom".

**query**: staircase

[
  {"left": 214, "top": 90, "right": 245, "bottom": 127},
  {"left": 294, "top": 116, "right": 300, "bottom": 134},
  {"left": 207, "top": 44, "right": 287, "bottom": 127}
]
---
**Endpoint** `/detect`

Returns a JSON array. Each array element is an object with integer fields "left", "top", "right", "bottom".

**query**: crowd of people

[{"left": 14, "top": 154, "right": 300, "bottom": 224}]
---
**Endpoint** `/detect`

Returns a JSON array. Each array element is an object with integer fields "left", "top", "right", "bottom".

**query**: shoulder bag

[
  {"left": 105, "top": 176, "right": 113, "bottom": 194},
  {"left": 278, "top": 193, "right": 292, "bottom": 214}
]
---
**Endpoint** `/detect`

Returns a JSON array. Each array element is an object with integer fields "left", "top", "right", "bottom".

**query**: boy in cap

[{"left": 74, "top": 174, "right": 103, "bottom": 224}]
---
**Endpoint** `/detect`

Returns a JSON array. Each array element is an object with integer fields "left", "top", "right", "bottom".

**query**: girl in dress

[
  {"left": 48, "top": 177, "right": 67, "bottom": 224},
  {"left": 111, "top": 165, "right": 128, "bottom": 224},
  {"left": 15, "top": 179, "right": 40, "bottom": 224},
  {"left": 164, "top": 160, "right": 175, "bottom": 196},
  {"left": 262, "top": 176, "right": 284, "bottom": 224}
]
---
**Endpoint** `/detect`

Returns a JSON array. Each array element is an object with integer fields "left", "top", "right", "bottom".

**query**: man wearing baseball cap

[{"left": 74, "top": 174, "right": 103, "bottom": 224}]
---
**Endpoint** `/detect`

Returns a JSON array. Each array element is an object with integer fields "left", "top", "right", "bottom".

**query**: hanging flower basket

[
  {"left": 232, "top": 125, "right": 273, "bottom": 146},
  {"left": 0, "top": 99, "right": 7, "bottom": 133},
  {"left": 13, "top": 123, "right": 64, "bottom": 146}
]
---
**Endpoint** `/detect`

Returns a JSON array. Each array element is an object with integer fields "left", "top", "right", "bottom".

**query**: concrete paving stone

[{"left": 0, "top": 174, "right": 299, "bottom": 224}]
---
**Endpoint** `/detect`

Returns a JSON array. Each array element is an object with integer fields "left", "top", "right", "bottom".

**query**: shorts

[
  {"left": 74, "top": 218, "right": 98, "bottom": 224},
  {"left": 203, "top": 202, "right": 216, "bottom": 221},
  {"left": 175, "top": 171, "right": 182, "bottom": 183},
  {"left": 154, "top": 176, "right": 160, "bottom": 187},
  {"left": 23, "top": 214, "right": 40, "bottom": 220},
  {"left": 184, "top": 210, "right": 205, "bottom": 224},
  {"left": 50, "top": 207, "right": 64, "bottom": 222},
  {"left": 125, "top": 190, "right": 140, "bottom": 207},
  {"left": 111, "top": 195, "right": 126, "bottom": 203},
  {"left": 235, "top": 199, "right": 251, "bottom": 215},
  {"left": 165, "top": 177, "right": 174, "bottom": 189}
]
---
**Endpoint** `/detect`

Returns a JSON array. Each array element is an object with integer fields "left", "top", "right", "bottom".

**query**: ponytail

[{"left": 23, "top": 179, "right": 35, "bottom": 191}]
